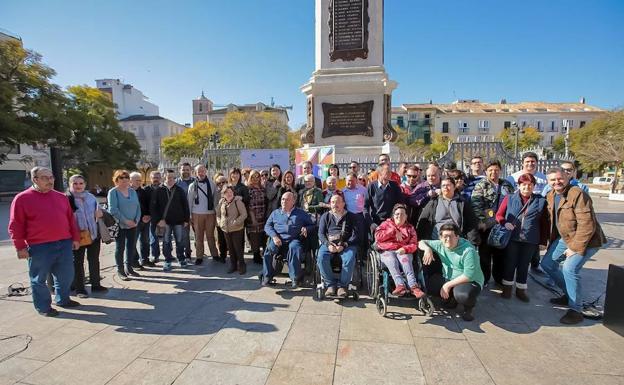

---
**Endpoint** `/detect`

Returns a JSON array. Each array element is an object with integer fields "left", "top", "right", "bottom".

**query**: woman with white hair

[{"left": 68, "top": 174, "right": 108, "bottom": 297}]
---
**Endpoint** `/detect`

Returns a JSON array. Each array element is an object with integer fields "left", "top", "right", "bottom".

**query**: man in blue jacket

[{"left": 262, "top": 192, "right": 315, "bottom": 288}]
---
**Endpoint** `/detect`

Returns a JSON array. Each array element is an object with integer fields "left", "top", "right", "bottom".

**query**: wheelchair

[
  {"left": 257, "top": 239, "right": 316, "bottom": 287},
  {"left": 365, "top": 246, "right": 434, "bottom": 317},
  {"left": 312, "top": 249, "right": 359, "bottom": 301}
]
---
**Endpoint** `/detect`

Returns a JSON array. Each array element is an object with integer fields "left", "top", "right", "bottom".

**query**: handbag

[
  {"left": 156, "top": 188, "right": 176, "bottom": 237},
  {"left": 79, "top": 229, "right": 92, "bottom": 247},
  {"left": 98, "top": 218, "right": 113, "bottom": 244},
  {"left": 487, "top": 197, "right": 531, "bottom": 249}
]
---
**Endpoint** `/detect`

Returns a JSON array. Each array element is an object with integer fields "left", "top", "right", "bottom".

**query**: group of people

[{"left": 8, "top": 151, "right": 605, "bottom": 324}]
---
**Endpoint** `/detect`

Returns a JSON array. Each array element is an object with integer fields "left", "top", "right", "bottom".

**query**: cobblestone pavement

[{"left": 0, "top": 196, "right": 622, "bottom": 385}]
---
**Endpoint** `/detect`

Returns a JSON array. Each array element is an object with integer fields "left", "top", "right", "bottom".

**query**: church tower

[{"left": 192, "top": 91, "right": 213, "bottom": 125}]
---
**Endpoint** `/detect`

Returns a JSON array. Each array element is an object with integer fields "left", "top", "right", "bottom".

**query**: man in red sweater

[{"left": 8, "top": 167, "right": 81, "bottom": 316}]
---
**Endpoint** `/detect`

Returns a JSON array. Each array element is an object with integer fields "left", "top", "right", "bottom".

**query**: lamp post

[
  {"left": 563, "top": 120, "right": 570, "bottom": 157},
  {"left": 209, "top": 132, "right": 221, "bottom": 149},
  {"left": 511, "top": 121, "right": 520, "bottom": 172}
]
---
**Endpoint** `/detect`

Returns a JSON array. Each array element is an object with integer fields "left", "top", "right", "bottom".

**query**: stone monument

[{"left": 300, "top": 0, "right": 398, "bottom": 162}]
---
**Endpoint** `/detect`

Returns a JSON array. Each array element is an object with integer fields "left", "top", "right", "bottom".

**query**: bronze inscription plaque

[
  {"left": 328, "top": 0, "right": 369, "bottom": 61},
  {"left": 322, "top": 101, "right": 374, "bottom": 138}
]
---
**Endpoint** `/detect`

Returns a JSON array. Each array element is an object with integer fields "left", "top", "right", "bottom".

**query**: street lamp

[
  {"left": 563, "top": 120, "right": 570, "bottom": 157},
  {"left": 210, "top": 132, "right": 221, "bottom": 149},
  {"left": 511, "top": 121, "right": 521, "bottom": 172}
]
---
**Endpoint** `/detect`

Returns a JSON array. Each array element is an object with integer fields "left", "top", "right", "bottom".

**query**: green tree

[
  {"left": 63, "top": 85, "right": 141, "bottom": 172},
  {"left": 161, "top": 121, "right": 219, "bottom": 163},
  {"left": 219, "top": 111, "right": 289, "bottom": 148},
  {"left": 571, "top": 110, "right": 624, "bottom": 187},
  {"left": 499, "top": 126, "right": 543, "bottom": 151},
  {"left": 395, "top": 128, "right": 429, "bottom": 160},
  {"left": 428, "top": 133, "right": 449, "bottom": 158},
  {"left": 552, "top": 136, "right": 566, "bottom": 154},
  {"left": 0, "top": 40, "right": 72, "bottom": 162}
]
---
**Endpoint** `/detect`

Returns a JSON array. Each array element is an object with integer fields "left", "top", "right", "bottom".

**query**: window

[
  {"left": 504, "top": 121, "right": 511, "bottom": 129},
  {"left": 562, "top": 119, "right": 574, "bottom": 130},
  {"left": 408, "top": 112, "right": 418, "bottom": 121},
  {"left": 457, "top": 121, "right": 469, "bottom": 133},
  {"left": 424, "top": 113, "right": 431, "bottom": 125},
  {"left": 478, "top": 120, "right": 489, "bottom": 129},
  {"left": 199, "top": 103, "right": 203, "bottom": 112},
  {"left": 580, "top": 121, "right": 586, "bottom": 128},
  {"left": 442, "top": 122, "right": 449, "bottom": 133},
  {"left": 536, "top": 120, "right": 542, "bottom": 131},
  {"left": 549, "top": 120, "right": 556, "bottom": 131},
  {"left": 521, "top": 120, "right": 527, "bottom": 128},
  {"left": 549, "top": 135, "right": 554, "bottom": 145},
  {"left": 396, "top": 116, "right": 404, "bottom": 128}
]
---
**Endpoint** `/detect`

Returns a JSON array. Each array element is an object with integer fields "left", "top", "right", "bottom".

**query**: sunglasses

[
  {"left": 406, "top": 175, "right": 418, "bottom": 178},
  {"left": 118, "top": 176, "right": 130, "bottom": 180}
]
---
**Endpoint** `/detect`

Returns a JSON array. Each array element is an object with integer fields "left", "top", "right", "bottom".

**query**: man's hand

[
  {"left": 95, "top": 209, "right": 103, "bottom": 219},
  {"left": 158, "top": 220, "right": 166, "bottom": 227},
  {"left": 72, "top": 241, "right": 80, "bottom": 250},
  {"left": 539, "top": 244, "right": 547, "bottom": 251},
  {"left": 396, "top": 247, "right": 406, "bottom": 255},
  {"left": 328, "top": 244, "right": 336, "bottom": 253},
  {"left": 142, "top": 215, "right": 151, "bottom": 223},
  {"left": 422, "top": 248, "right": 434, "bottom": 265},
  {"left": 564, "top": 248, "right": 577, "bottom": 258},
  {"left": 300, "top": 227, "right": 308, "bottom": 238},
  {"left": 504, "top": 222, "right": 515, "bottom": 231},
  {"left": 272, "top": 236, "right": 282, "bottom": 247},
  {"left": 440, "top": 282, "right": 451, "bottom": 300},
  {"left": 17, "top": 249, "right": 29, "bottom": 260}
]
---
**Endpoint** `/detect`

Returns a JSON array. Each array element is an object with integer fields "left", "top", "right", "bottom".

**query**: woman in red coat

[{"left": 374, "top": 204, "right": 425, "bottom": 298}]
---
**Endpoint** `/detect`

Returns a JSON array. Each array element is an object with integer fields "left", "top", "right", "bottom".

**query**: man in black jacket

[
  {"left": 144, "top": 171, "right": 162, "bottom": 263},
  {"left": 130, "top": 172, "right": 155, "bottom": 268},
  {"left": 365, "top": 164, "right": 403, "bottom": 230},
  {"left": 150, "top": 170, "right": 190, "bottom": 271}
]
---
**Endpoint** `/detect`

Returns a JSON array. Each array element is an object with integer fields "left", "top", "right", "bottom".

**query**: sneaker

[
  {"left": 290, "top": 281, "right": 298, "bottom": 290},
  {"left": 76, "top": 291, "right": 88, "bottom": 299},
  {"left": 336, "top": 287, "right": 348, "bottom": 298},
  {"left": 392, "top": 284, "right": 407, "bottom": 296},
  {"left": 325, "top": 286, "right": 337, "bottom": 296},
  {"left": 57, "top": 299, "right": 81, "bottom": 308},
  {"left": 550, "top": 294, "right": 569, "bottom": 306},
  {"left": 194, "top": 258, "right": 204, "bottom": 265},
  {"left": 163, "top": 262, "right": 173, "bottom": 272},
  {"left": 462, "top": 308, "right": 475, "bottom": 322},
  {"left": 38, "top": 308, "right": 59, "bottom": 317},
  {"left": 136, "top": 265, "right": 145, "bottom": 271},
  {"left": 117, "top": 272, "right": 130, "bottom": 281},
  {"left": 560, "top": 309, "right": 584, "bottom": 324},
  {"left": 410, "top": 285, "right": 425, "bottom": 299},
  {"left": 180, "top": 260, "right": 188, "bottom": 267},
  {"left": 91, "top": 285, "right": 109, "bottom": 293},
  {"left": 261, "top": 276, "right": 273, "bottom": 286}
]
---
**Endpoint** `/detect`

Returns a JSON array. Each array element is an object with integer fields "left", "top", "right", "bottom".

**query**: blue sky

[{"left": 2, "top": 0, "right": 623, "bottom": 128}]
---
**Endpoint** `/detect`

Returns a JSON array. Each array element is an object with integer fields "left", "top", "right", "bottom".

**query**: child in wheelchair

[{"left": 374, "top": 204, "right": 425, "bottom": 298}]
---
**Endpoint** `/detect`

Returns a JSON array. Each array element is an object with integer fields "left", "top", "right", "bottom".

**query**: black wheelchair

[
  {"left": 365, "top": 246, "right": 435, "bottom": 317},
  {"left": 257, "top": 236, "right": 317, "bottom": 287},
  {"left": 312, "top": 249, "right": 359, "bottom": 301}
]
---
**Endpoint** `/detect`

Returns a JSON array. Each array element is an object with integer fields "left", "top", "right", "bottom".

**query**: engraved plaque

[
  {"left": 328, "top": 0, "right": 369, "bottom": 61},
  {"left": 322, "top": 101, "right": 374, "bottom": 138}
]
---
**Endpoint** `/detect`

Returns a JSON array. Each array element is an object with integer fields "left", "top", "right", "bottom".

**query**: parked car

[{"left": 592, "top": 177, "right": 614, "bottom": 185}]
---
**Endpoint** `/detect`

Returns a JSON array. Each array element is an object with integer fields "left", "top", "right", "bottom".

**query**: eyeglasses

[
  {"left": 406, "top": 175, "right": 417, "bottom": 178},
  {"left": 118, "top": 176, "right": 130, "bottom": 180}
]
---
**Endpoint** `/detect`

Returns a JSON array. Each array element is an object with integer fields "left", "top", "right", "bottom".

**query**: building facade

[
  {"left": 192, "top": 93, "right": 290, "bottom": 126},
  {"left": 96, "top": 78, "right": 159, "bottom": 119},
  {"left": 391, "top": 99, "right": 606, "bottom": 147},
  {"left": 118, "top": 115, "right": 187, "bottom": 164}
]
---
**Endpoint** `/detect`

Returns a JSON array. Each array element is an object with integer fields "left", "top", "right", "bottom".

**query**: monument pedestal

[{"left": 298, "top": 0, "right": 398, "bottom": 162}]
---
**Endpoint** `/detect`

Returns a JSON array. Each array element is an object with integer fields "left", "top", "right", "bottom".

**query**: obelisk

[{"left": 300, "top": 0, "right": 398, "bottom": 162}]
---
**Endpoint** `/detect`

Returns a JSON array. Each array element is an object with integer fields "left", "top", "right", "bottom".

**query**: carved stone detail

[
  {"left": 383, "top": 94, "right": 397, "bottom": 142},
  {"left": 301, "top": 97, "right": 315, "bottom": 144},
  {"left": 328, "top": 0, "right": 369, "bottom": 62}
]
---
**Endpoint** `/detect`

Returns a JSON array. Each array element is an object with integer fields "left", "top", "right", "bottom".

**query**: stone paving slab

[{"left": 0, "top": 195, "right": 621, "bottom": 385}]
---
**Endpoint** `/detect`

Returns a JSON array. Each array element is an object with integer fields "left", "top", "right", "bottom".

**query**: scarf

[{"left": 72, "top": 191, "right": 98, "bottom": 239}]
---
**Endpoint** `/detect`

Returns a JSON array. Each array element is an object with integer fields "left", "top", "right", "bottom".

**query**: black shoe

[
  {"left": 76, "top": 291, "right": 88, "bottom": 299},
  {"left": 39, "top": 308, "right": 59, "bottom": 317},
  {"left": 253, "top": 252, "right": 262, "bottom": 265},
  {"left": 560, "top": 309, "right": 584, "bottom": 324},
  {"left": 142, "top": 260, "right": 156, "bottom": 267},
  {"left": 238, "top": 263, "right": 247, "bottom": 275},
  {"left": 57, "top": 299, "right": 80, "bottom": 308},
  {"left": 195, "top": 258, "right": 204, "bottom": 265},
  {"left": 443, "top": 297, "right": 458, "bottom": 309},
  {"left": 261, "top": 276, "right": 273, "bottom": 286},
  {"left": 550, "top": 294, "right": 569, "bottom": 306},
  {"left": 126, "top": 270, "right": 141, "bottom": 277},
  {"left": 91, "top": 285, "right": 109, "bottom": 293},
  {"left": 117, "top": 271, "right": 131, "bottom": 281},
  {"left": 462, "top": 308, "right": 475, "bottom": 322}
]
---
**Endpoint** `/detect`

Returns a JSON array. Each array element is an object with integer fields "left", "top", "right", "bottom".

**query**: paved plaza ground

[{"left": 0, "top": 195, "right": 622, "bottom": 385}]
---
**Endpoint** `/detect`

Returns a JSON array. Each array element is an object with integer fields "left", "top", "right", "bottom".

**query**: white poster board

[{"left": 240, "top": 149, "right": 290, "bottom": 172}]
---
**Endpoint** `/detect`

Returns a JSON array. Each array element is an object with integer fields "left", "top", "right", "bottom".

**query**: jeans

[
  {"left": 380, "top": 251, "right": 417, "bottom": 288},
  {"left": 149, "top": 221, "right": 161, "bottom": 259},
  {"left": 540, "top": 237, "right": 598, "bottom": 312},
  {"left": 163, "top": 224, "right": 185, "bottom": 263},
  {"left": 28, "top": 239, "right": 74, "bottom": 312},
  {"left": 502, "top": 240, "right": 537, "bottom": 289},
  {"left": 115, "top": 228, "right": 137, "bottom": 272},
  {"left": 316, "top": 244, "right": 357, "bottom": 288},
  {"left": 262, "top": 238, "right": 304, "bottom": 282},
  {"left": 73, "top": 238, "right": 102, "bottom": 292},
  {"left": 427, "top": 273, "right": 481, "bottom": 310},
  {"left": 135, "top": 221, "right": 151, "bottom": 264}
]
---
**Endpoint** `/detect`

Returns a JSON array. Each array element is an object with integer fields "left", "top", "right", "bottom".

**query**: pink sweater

[{"left": 8, "top": 188, "right": 80, "bottom": 249}]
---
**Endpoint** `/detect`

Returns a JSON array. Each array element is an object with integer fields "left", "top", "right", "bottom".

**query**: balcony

[{"left": 407, "top": 119, "right": 432, "bottom": 127}]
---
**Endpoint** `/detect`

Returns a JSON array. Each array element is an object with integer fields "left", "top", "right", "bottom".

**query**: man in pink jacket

[{"left": 8, "top": 167, "right": 81, "bottom": 316}]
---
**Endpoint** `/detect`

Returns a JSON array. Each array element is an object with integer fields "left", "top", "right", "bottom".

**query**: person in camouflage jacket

[{"left": 470, "top": 160, "right": 514, "bottom": 285}]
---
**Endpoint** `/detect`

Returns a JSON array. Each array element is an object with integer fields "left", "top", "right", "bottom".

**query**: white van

[{"left": 592, "top": 177, "right": 614, "bottom": 185}]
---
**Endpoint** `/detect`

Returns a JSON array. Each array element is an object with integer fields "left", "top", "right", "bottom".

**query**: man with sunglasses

[
  {"left": 541, "top": 161, "right": 588, "bottom": 196},
  {"left": 400, "top": 165, "right": 423, "bottom": 226},
  {"left": 9, "top": 167, "right": 81, "bottom": 316}
]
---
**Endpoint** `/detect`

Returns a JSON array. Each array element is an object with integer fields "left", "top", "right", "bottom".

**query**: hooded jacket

[{"left": 374, "top": 218, "right": 418, "bottom": 254}]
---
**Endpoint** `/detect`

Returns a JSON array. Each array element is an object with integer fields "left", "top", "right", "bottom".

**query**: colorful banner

[
  {"left": 295, "top": 146, "right": 335, "bottom": 180},
  {"left": 240, "top": 149, "right": 290, "bottom": 172}
]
